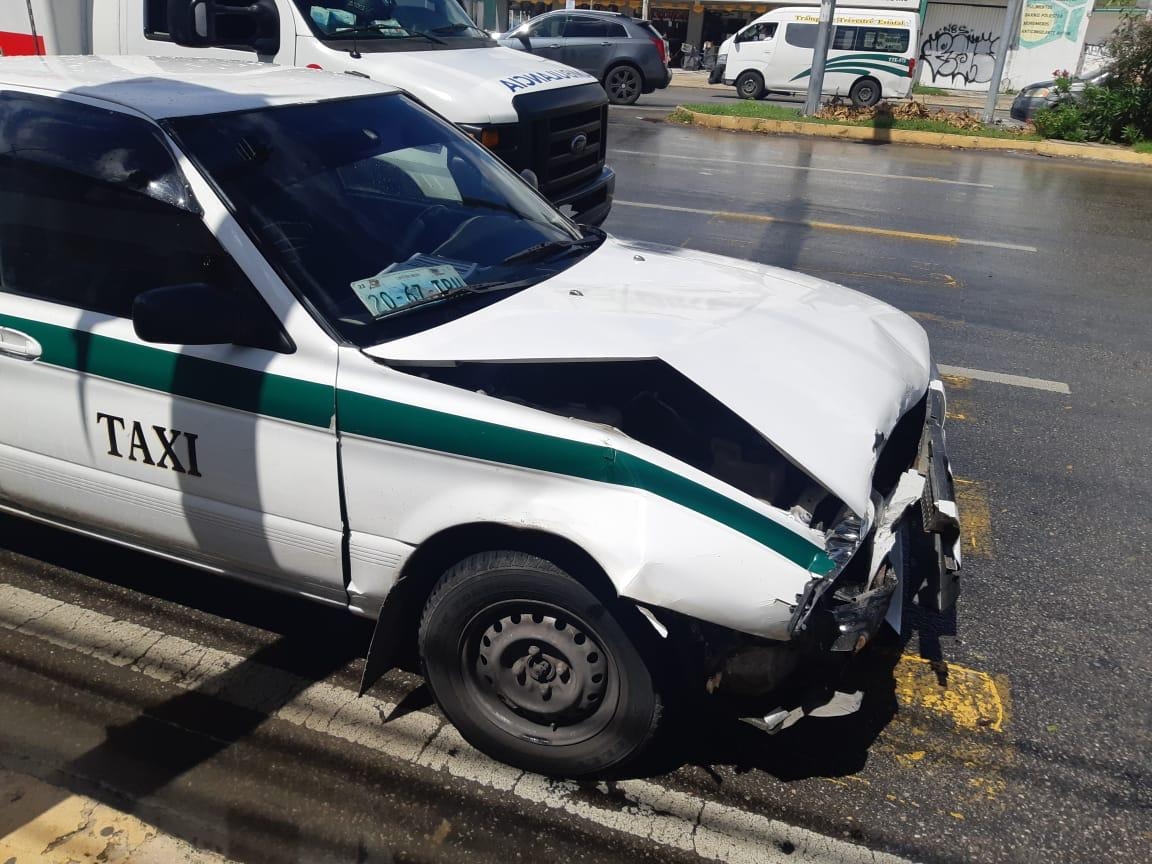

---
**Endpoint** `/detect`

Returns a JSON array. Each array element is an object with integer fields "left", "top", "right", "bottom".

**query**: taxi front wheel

[{"left": 418, "top": 551, "right": 663, "bottom": 777}]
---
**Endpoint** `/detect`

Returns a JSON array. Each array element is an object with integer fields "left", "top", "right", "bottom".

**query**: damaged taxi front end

[{"left": 366, "top": 239, "right": 961, "bottom": 718}]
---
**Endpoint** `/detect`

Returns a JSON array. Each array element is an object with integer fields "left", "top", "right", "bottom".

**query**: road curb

[{"left": 675, "top": 106, "right": 1152, "bottom": 166}]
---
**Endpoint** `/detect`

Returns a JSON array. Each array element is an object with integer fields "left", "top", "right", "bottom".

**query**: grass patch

[
  {"left": 679, "top": 102, "right": 1042, "bottom": 140},
  {"left": 912, "top": 84, "right": 948, "bottom": 96},
  {"left": 1134, "top": 140, "right": 1152, "bottom": 153}
]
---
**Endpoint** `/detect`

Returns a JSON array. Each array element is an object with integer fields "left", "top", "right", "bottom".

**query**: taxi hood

[
  {"left": 363, "top": 239, "right": 932, "bottom": 517},
  {"left": 351, "top": 47, "right": 598, "bottom": 123}
]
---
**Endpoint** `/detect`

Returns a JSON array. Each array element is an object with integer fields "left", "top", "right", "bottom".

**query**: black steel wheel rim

[
  {"left": 607, "top": 68, "right": 639, "bottom": 101},
  {"left": 858, "top": 84, "right": 876, "bottom": 103},
  {"left": 739, "top": 76, "right": 757, "bottom": 97},
  {"left": 460, "top": 601, "right": 619, "bottom": 746}
]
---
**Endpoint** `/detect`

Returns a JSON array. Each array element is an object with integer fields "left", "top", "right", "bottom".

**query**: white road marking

[
  {"left": 613, "top": 200, "right": 1039, "bottom": 252},
  {"left": 0, "top": 584, "right": 911, "bottom": 864},
  {"left": 937, "top": 364, "right": 1071, "bottom": 394},
  {"left": 612, "top": 148, "right": 996, "bottom": 188}
]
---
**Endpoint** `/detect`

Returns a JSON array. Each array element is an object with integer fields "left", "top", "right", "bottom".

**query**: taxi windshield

[
  {"left": 294, "top": 0, "right": 492, "bottom": 43},
  {"left": 165, "top": 93, "right": 592, "bottom": 346}
]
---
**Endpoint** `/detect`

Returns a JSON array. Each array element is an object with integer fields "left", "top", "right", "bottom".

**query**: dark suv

[{"left": 500, "top": 11, "right": 671, "bottom": 105}]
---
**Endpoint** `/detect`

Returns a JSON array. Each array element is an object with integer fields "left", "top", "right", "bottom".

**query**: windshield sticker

[
  {"left": 500, "top": 68, "right": 596, "bottom": 93},
  {"left": 351, "top": 264, "right": 467, "bottom": 317}
]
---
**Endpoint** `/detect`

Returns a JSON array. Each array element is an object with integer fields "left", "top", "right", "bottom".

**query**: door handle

[
  {"left": 548, "top": 43, "right": 561, "bottom": 48},
  {"left": 600, "top": 41, "right": 610, "bottom": 46},
  {"left": 0, "top": 327, "right": 42, "bottom": 361}
]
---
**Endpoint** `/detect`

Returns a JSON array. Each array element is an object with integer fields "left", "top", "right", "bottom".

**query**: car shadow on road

[{"left": 629, "top": 639, "right": 906, "bottom": 782}]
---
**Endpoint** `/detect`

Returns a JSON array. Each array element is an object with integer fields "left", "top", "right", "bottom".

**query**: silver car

[{"left": 500, "top": 11, "right": 671, "bottom": 105}]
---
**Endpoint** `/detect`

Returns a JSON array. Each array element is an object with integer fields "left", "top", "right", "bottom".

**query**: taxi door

[{"left": 0, "top": 91, "right": 346, "bottom": 602}]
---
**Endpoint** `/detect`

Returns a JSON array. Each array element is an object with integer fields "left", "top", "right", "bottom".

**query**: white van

[
  {"left": 709, "top": 7, "right": 918, "bottom": 107},
  {"left": 0, "top": 0, "right": 615, "bottom": 224}
]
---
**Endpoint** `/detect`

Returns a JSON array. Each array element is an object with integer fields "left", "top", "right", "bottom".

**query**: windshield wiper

[
  {"left": 331, "top": 24, "right": 446, "bottom": 44},
  {"left": 499, "top": 227, "right": 605, "bottom": 266},
  {"left": 431, "top": 22, "right": 492, "bottom": 37}
]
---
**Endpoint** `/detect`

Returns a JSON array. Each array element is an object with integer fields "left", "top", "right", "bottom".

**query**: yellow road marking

[
  {"left": 955, "top": 478, "right": 993, "bottom": 557},
  {"left": 714, "top": 208, "right": 962, "bottom": 245},
  {"left": 0, "top": 770, "right": 228, "bottom": 863},
  {"left": 430, "top": 818, "right": 452, "bottom": 846},
  {"left": 807, "top": 270, "right": 962, "bottom": 290},
  {"left": 893, "top": 655, "right": 1007, "bottom": 732},
  {"left": 616, "top": 200, "right": 1039, "bottom": 251}
]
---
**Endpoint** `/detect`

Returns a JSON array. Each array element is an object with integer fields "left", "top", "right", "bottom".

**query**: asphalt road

[{"left": 2, "top": 114, "right": 1150, "bottom": 864}]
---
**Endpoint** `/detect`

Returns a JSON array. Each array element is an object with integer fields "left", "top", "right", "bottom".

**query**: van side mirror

[
  {"left": 133, "top": 283, "right": 241, "bottom": 345},
  {"left": 167, "top": 0, "right": 280, "bottom": 55}
]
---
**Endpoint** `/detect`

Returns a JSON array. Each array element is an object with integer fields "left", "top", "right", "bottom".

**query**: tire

[
  {"left": 603, "top": 65, "right": 642, "bottom": 105},
  {"left": 418, "top": 551, "right": 662, "bottom": 777},
  {"left": 850, "top": 77, "right": 882, "bottom": 108},
  {"left": 735, "top": 70, "right": 765, "bottom": 100}
]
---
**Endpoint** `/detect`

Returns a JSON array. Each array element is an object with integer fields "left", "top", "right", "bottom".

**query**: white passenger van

[
  {"left": 0, "top": 0, "right": 615, "bottom": 223},
  {"left": 710, "top": 6, "right": 918, "bottom": 107}
]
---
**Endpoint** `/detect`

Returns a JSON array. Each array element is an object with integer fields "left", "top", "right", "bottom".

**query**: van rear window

[{"left": 785, "top": 23, "right": 908, "bottom": 53}]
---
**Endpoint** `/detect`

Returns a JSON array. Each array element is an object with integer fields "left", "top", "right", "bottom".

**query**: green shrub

[
  {"left": 1101, "top": 12, "right": 1152, "bottom": 139},
  {"left": 1033, "top": 103, "right": 1087, "bottom": 141},
  {"left": 1078, "top": 83, "right": 1143, "bottom": 141},
  {"left": 1032, "top": 14, "right": 1152, "bottom": 144}
]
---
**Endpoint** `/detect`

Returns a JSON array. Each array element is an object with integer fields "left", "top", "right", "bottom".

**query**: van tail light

[
  {"left": 651, "top": 36, "right": 667, "bottom": 66},
  {"left": 908, "top": 57, "right": 916, "bottom": 78}
]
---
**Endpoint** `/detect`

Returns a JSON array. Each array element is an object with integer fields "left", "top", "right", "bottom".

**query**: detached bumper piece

[{"left": 915, "top": 380, "right": 962, "bottom": 612}]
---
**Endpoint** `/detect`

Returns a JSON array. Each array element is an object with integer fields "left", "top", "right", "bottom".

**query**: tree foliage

[{"left": 1034, "top": 12, "right": 1152, "bottom": 143}]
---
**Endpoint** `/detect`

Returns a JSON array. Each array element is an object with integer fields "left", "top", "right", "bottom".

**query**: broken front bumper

[{"left": 790, "top": 377, "right": 962, "bottom": 652}]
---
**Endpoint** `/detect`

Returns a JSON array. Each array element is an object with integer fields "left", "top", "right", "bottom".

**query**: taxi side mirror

[
  {"left": 167, "top": 0, "right": 280, "bottom": 55},
  {"left": 133, "top": 283, "right": 241, "bottom": 346}
]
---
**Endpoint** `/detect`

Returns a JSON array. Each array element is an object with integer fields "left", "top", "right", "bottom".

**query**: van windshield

[
  {"left": 294, "top": 0, "right": 495, "bottom": 47},
  {"left": 165, "top": 93, "right": 596, "bottom": 346}
]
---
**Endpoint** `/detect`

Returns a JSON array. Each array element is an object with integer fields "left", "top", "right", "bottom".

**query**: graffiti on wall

[{"left": 920, "top": 25, "right": 999, "bottom": 86}]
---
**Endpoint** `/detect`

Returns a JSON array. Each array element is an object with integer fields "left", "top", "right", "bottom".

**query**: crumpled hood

[
  {"left": 352, "top": 47, "right": 598, "bottom": 123},
  {"left": 364, "top": 239, "right": 931, "bottom": 516}
]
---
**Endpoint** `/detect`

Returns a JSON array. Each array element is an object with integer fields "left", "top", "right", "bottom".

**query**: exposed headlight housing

[{"left": 458, "top": 123, "right": 502, "bottom": 149}]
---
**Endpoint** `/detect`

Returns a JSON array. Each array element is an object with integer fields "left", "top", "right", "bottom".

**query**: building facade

[{"left": 480, "top": 0, "right": 1150, "bottom": 91}]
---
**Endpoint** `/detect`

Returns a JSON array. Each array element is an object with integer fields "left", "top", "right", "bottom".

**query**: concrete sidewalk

[{"left": 669, "top": 69, "right": 1016, "bottom": 110}]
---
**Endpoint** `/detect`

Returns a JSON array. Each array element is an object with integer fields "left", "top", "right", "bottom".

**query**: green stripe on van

[
  {"left": 0, "top": 312, "right": 833, "bottom": 572},
  {"left": 791, "top": 52, "right": 912, "bottom": 82}
]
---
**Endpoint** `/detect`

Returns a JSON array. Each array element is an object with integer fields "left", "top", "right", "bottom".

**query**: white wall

[{"left": 920, "top": 2, "right": 1008, "bottom": 91}]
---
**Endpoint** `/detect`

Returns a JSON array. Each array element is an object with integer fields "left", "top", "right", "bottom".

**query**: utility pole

[
  {"left": 642, "top": 0, "right": 650, "bottom": 20},
  {"left": 982, "top": 0, "right": 1022, "bottom": 124},
  {"left": 803, "top": 0, "right": 837, "bottom": 116}
]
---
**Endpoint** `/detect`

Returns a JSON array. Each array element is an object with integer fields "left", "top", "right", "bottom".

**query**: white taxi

[{"left": 0, "top": 56, "right": 960, "bottom": 777}]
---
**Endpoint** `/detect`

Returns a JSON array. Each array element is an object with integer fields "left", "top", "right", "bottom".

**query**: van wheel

[
  {"left": 735, "top": 70, "right": 765, "bottom": 100},
  {"left": 604, "top": 65, "right": 643, "bottom": 105},
  {"left": 418, "top": 551, "right": 662, "bottom": 777},
  {"left": 850, "top": 77, "right": 882, "bottom": 108}
]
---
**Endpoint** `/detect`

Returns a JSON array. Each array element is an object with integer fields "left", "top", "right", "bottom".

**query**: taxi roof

[{"left": 0, "top": 55, "right": 398, "bottom": 119}]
